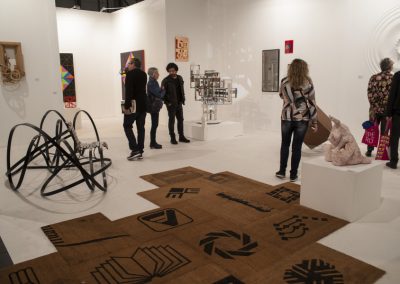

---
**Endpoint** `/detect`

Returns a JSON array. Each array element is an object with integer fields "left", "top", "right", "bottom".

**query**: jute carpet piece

[
  {"left": 244, "top": 243, "right": 385, "bottom": 284},
  {"left": 0, "top": 253, "right": 75, "bottom": 283},
  {"left": 137, "top": 177, "right": 222, "bottom": 206},
  {"left": 113, "top": 201, "right": 217, "bottom": 243},
  {"left": 140, "top": 166, "right": 211, "bottom": 187},
  {"left": 41, "top": 213, "right": 136, "bottom": 265}
]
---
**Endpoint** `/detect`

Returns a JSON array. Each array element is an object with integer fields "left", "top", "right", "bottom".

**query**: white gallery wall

[
  {"left": 0, "top": 0, "right": 63, "bottom": 147},
  {"left": 54, "top": 0, "right": 400, "bottom": 138}
]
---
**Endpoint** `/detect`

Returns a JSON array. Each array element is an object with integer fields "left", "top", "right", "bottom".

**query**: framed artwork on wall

[
  {"left": 120, "top": 50, "right": 145, "bottom": 99},
  {"left": 175, "top": 36, "right": 189, "bottom": 62},
  {"left": 285, "top": 40, "right": 294, "bottom": 54},
  {"left": 60, "top": 53, "right": 76, "bottom": 108},
  {"left": 262, "top": 49, "right": 280, "bottom": 92}
]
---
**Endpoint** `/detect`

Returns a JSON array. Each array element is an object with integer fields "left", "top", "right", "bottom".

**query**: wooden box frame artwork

[
  {"left": 0, "top": 41, "right": 25, "bottom": 83},
  {"left": 262, "top": 49, "right": 280, "bottom": 92}
]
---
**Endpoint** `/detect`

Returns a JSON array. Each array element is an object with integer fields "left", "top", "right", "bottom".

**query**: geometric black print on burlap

[
  {"left": 199, "top": 230, "right": 258, "bottom": 259},
  {"left": 267, "top": 187, "right": 300, "bottom": 204},
  {"left": 91, "top": 245, "right": 191, "bottom": 283},
  {"left": 216, "top": 192, "right": 273, "bottom": 213},
  {"left": 273, "top": 215, "right": 328, "bottom": 241},
  {"left": 9, "top": 267, "right": 40, "bottom": 284},
  {"left": 284, "top": 259, "right": 344, "bottom": 284},
  {"left": 213, "top": 275, "right": 245, "bottom": 284},
  {"left": 165, "top": 188, "right": 200, "bottom": 198},
  {"left": 138, "top": 208, "right": 193, "bottom": 232}
]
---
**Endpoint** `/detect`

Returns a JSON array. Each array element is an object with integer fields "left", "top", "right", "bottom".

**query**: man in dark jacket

[
  {"left": 123, "top": 58, "right": 147, "bottom": 160},
  {"left": 386, "top": 70, "right": 400, "bottom": 169},
  {"left": 161, "top": 63, "right": 190, "bottom": 144}
]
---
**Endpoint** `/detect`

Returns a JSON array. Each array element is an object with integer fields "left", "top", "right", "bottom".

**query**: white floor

[{"left": 1, "top": 117, "right": 399, "bottom": 283}]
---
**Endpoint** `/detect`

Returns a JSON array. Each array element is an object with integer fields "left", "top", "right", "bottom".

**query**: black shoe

[
  {"left": 150, "top": 143, "right": 162, "bottom": 149},
  {"left": 127, "top": 150, "right": 141, "bottom": 161},
  {"left": 170, "top": 139, "right": 178, "bottom": 145},
  {"left": 179, "top": 136, "right": 190, "bottom": 143},
  {"left": 386, "top": 162, "right": 397, "bottom": 169},
  {"left": 275, "top": 170, "right": 286, "bottom": 179},
  {"left": 290, "top": 175, "right": 298, "bottom": 182},
  {"left": 365, "top": 151, "right": 372, "bottom": 157}
]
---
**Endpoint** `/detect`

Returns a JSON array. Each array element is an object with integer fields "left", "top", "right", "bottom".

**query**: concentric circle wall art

[{"left": 367, "top": 5, "right": 400, "bottom": 73}]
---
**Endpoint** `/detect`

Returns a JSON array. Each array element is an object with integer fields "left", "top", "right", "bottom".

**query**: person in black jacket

[
  {"left": 123, "top": 58, "right": 148, "bottom": 160},
  {"left": 386, "top": 70, "right": 400, "bottom": 169},
  {"left": 161, "top": 63, "right": 190, "bottom": 144}
]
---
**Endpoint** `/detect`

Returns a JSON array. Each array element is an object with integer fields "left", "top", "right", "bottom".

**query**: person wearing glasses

[
  {"left": 123, "top": 58, "right": 147, "bottom": 160},
  {"left": 161, "top": 63, "right": 190, "bottom": 144}
]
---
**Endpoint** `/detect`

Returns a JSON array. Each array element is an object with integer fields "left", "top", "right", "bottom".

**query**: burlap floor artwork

[
  {"left": 0, "top": 167, "right": 385, "bottom": 283},
  {"left": 41, "top": 213, "right": 136, "bottom": 265},
  {"left": 140, "top": 166, "right": 212, "bottom": 187}
]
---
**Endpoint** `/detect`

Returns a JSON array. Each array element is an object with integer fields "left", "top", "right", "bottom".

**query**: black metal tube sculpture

[{"left": 6, "top": 110, "right": 112, "bottom": 196}]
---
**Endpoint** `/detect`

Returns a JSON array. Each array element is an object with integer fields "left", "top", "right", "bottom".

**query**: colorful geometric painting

[
  {"left": 120, "top": 50, "right": 145, "bottom": 99},
  {"left": 60, "top": 53, "right": 76, "bottom": 108}
]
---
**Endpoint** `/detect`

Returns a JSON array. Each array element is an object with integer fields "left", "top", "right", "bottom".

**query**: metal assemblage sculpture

[
  {"left": 190, "top": 65, "right": 237, "bottom": 124},
  {"left": 6, "top": 110, "right": 112, "bottom": 196}
]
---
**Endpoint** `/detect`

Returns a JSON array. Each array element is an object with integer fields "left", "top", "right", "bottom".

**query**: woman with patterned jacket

[
  {"left": 276, "top": 59, "right": 318, "bottom": 182},
  {"left": 366, "top": 58, "right": 393, "bottom": 157}
]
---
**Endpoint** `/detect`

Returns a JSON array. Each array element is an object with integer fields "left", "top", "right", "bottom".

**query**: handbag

[
  {"left": 375, "top": 119, "right": 391, "bottom": 160},
  {"left": 361, "top": 120, "right": 379, "bottom": 147}
]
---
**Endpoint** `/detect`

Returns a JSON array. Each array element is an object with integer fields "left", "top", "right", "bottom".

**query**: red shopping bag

[
  {"left": 361, "top": 121, "right": 379, "bottom": 147},
  {"left": 376, "top": 119, "right": 391, "bottom": 160}
]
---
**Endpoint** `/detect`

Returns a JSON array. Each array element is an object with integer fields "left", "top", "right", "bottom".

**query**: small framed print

[
  {"left": 175, "top": 36, "right": 189, "bottom": 62},
  {"left": 262, "top": 49, "right": 280, "bottom": 92}
]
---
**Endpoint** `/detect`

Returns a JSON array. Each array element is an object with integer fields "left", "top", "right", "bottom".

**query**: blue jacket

[{"left": 147, "top": 77, "right": 165, "bottom": 99}]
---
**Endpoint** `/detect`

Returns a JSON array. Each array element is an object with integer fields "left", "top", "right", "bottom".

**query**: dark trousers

[
  {"left": 279, "top": 120, "right": 309, "bottom": 175},
  {"left": 123, "top": 111, "right": 146, "bottom": 152},
  {"left": 150, "top": 112, "right": 159, "bottom": 144},
  {"left": 367, "top": 114, "right": 387, "bottom": 152},
  {"left": 167, "top": 104, "right": 184, "bottom": 137},
  {"left": 389, "top": 114, "right": 400, "bottom": 164}
]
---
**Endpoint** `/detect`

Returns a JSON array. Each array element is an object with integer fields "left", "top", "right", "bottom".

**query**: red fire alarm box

[{"left": 285, "top": 40, "right": 293, "bottom": 54}]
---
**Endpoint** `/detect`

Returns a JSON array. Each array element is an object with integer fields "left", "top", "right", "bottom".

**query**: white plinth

[
  {"left": 300, "top": 156, "right": 383, "bottom": 222},
  {"left": 184, "top": 121, "right": 243, "bottom": 141},
  {"left": 63, "top": 107, "right": 82, "bottom": 129}
]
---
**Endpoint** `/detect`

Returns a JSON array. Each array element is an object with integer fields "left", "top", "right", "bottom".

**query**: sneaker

[
  {"left": 275, "top": 170, "right": 286, "bottom": 179},
  {"left": 127, "top": 150, "right": 141, "bottom": 161},
  {"left": 290, "top": 175, "right": 298, "bottom": 182},
  {"left": 386, "top": 162, "right": 397, "bottom": 169},
  {"left": 365, "top": 151, "right": 372, "bottom": 157},
  {"left": 179, "top": 136, "right": 190, "bottom": 143},
  {"left": 150, "top": 143, "right": 162, "bottom": 149}
]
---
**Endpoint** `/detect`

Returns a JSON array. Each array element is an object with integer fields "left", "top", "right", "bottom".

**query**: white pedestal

[
  {"left": 184, "top": 121, "right": 243, "bottom": 141},
  {"left": 63, "top": 107, "right": 82, "bottom": 129},
  {"left": 300, "top": 156, "right": 383, "bottom": 222}
]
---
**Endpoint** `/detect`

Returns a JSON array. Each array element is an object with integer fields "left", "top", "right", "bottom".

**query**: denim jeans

[
  {"left": 123, "top": 111, "right": 146, "bottom": 152},
  {"left": 279, "top": 120, "right": 309, "bottom": 175},
  {"left": 167, "top": 103, "right": 184, "bottom": 138},
  {"left": 150, "top": 112, "right": 159, "bottom": 145}
]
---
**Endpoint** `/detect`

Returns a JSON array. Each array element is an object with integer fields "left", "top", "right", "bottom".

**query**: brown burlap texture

[
  {"left": 140, "top": 166, "right": 212, "bottom": 186},
  {"left": 245, "top": 204, "right": 348, "bottom": 253},
  {"left": 70, "top": 235, "right": 207, "bottom": 284},
  {"left": 113, "top": 201, "right": 217, "bottom": 243},
  {"left": 164, "top": 264, "right": 242, "bottom": 284},
  {"left": 265, "top": 181, "right": 301, "bottom": 205},
  {"left": 137, "top": 178, "right": 221, "bottom": 206},
  {"left": 170, "top": 218, "right": 288, "bottom": 280},
  {"left": 206, "top": 171, "right": 273, "bottom": 194},
  {"left": 41, "top": 213, "right": 136, "bottom": 265},
  {"left": 0, "top": 253, "right": 75, "bottom": 283},
  {"left": 244, "top": 243, "right": 385, "bottom": 284}
]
